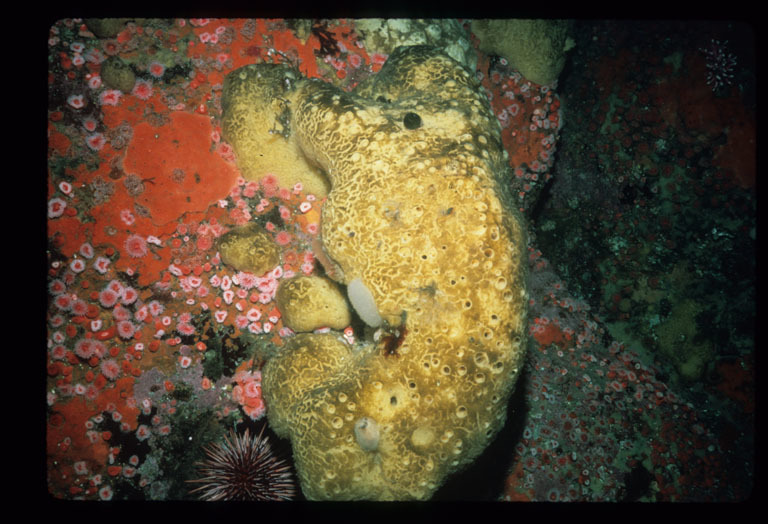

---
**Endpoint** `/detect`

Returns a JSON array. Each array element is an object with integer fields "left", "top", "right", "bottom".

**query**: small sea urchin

[{"left": 187, "top": 427, "right": 295, "bottom": 501}]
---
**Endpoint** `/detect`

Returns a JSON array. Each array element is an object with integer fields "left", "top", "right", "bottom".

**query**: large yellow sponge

[{"left": 231, "top": 46, "right": 529, "bottom": 500}]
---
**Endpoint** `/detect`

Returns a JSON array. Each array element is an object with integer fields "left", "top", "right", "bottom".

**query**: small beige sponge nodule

[
  {"left": 470, "top": 19, "right": 574, "bottom": 86},
  {"left": 217, "top": 222, "right": 281, "bottom": 276},
  {"left": 276, "top": 275, "right": 352, "bottom": 332}
]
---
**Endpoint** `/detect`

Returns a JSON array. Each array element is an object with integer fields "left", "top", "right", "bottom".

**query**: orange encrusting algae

[
  {"left": 47, "top": 376, "right": 140, "bottom": 498},
  {"left": 123, "top": 111, "right": 240, "bottom": 226},
  {"left": 48, "top": 124, "right": 72, "bottom": 157}
]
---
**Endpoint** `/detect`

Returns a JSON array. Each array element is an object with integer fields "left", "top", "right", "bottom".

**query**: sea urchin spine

[{"left": 187, "top": 427, "right": 295, "bottom": 501}]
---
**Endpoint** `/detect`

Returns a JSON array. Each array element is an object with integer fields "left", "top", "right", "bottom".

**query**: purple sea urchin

[{"left": 187, "top": 427, "right": 295, "bottom": 501}]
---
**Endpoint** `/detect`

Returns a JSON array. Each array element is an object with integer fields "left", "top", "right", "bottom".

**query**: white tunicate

[
  {"left": 354, "top": 417, "right": 380, "bottom": 452},
  {"left": 347, "top": 278, "right": 383, "bottom": 327}
]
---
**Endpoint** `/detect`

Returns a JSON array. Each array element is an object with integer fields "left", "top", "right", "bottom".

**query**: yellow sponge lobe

[
  {"left": 222, "top": 64, "right": 330, "bottom": 197},
  {"left": 230, "top": 46, "right": 528, "bottom": 500},
  {"left": 276, "top": 275, "right": 352, "bottom": 332}
]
